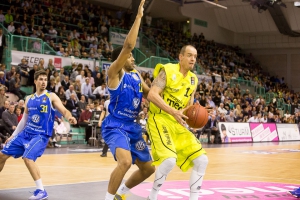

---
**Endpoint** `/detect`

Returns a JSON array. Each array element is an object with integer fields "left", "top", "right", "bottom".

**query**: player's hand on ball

[
  {"left": 171, "top": 108, "right": 188, "bottom": 126},
  {"left": 69, "top": 117, "right": 77, "bottom": 125}
]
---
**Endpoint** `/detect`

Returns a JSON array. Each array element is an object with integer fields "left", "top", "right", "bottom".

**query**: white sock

[
  {"left": 117, "top": 183, "right": 130, "bottom": 195},
  {"left": 35, "top": 179, "right": 44, "bottom": 191},
  {"left": 189, "top": 155, "right": 208, "bottom": 200},
  {"left": 105, "top": 192, "right": 115, "bottom": 200},
  {"left": 149, "top": 158, "right": 176, "bottom": 200}
]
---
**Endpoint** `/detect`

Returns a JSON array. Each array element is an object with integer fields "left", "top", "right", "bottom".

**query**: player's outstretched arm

[
  {"left": 51, "top": 93, "right": 77, "bottom": 125},
  {"left": 107, "top": 0, "right": 145, "bottom": 89},
  {"left": 148, "top": 69, "right": 188, "bottom": 126}
]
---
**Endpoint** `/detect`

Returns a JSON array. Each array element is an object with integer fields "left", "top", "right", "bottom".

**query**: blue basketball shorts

[
  {"left": 102, "top": 115, "right": 152, "bottom": 164},
  {"left": 1, "top": 130, "right": 50, "bottom": 161}
]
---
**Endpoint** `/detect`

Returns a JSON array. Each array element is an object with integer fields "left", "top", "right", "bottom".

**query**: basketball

[{"left": 185, "top": 104, "right": 209, "bottom": 128}]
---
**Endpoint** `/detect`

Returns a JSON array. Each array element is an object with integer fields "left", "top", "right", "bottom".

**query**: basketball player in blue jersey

[
  {"left": 101, "top": 1, "right": 155, "bottom": 200},
  {"left": 0, "top": 70, "right": 77, "bottom": 200}
]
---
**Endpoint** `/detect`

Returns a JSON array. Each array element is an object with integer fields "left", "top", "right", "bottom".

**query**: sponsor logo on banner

[
  {"left": 110, "top": 32, "right": 140, "bottom": 48},
  {"left": 54, "top": 57, "right": 62, "bottom": 69},
  {"left": 218, "top": 123, "right": 252, "bottom": 143},
  {"left": 102, "top": 62, "right": 111, "bottom": 71},
  {"left": 131, "top": 180, "right": 300, "bottom": 200},
  {"left": 276, "top": 123, "right": 300, "bottom": 141},
  {"left": 11, "top": 50, "right": 95, "bottom": 71},
  {"left": 249, "top": 123, "right": 278, "bottom": 142}
]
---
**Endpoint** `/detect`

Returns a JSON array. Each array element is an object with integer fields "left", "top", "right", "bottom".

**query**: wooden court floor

[{"left": 0, "top": 142, "right": 299, "bottom": 191}]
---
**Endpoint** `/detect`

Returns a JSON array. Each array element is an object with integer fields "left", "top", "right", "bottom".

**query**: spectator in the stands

[
  {"left": 0, "top": 71, "right": 6, "bottom": 89},
  {"left": 47, "top": 59, "right": 56, "bottom": 73},
  {"left": 61, "top": 75, "right": 71, "bottom": 91},
  {"left": 4, "top": 10, "right": 13, "bottom": 26},
  {"left": 17, "top": 58, "right": 29, "bottom": 81},
  {"left": 93, "top": 82, "right": 108, "bottom": 100},
  {"left": 0, "top": 10, "right": 4, "bottom": 24},
  {"left": 57, "top": 47, "right": 66, "bottom": 56},
  {"left": 2, "top": 103, "right": 17, "bottom": 135},
  {"left": 9, "top": 73, "right": 25, "bottom": 100},
  {"left": 47, "top": 77, "right": 56, "bottom": 93},
  {"left": 56, "top": 86, "right": 66, "bottom": 105},
  {"left": 38, "top": 58, "right": 45, "bottom": 70},
  {"left": 0, "top": 100, "right": 9, "bottom": 119},
  {"left": 66, "top": 93, "right": 79, "bottom": 118},
  {"left": 58, "top": 68, "right": 65, "bottom": 82},
  {"left": 65, "top": 84, "right": 78, "bottom": 101},
  {"left": 7, "top": 21, "right": 15, "bottom": 33},
  {"left": 81, "top": 77, "right": 95, "bottom": 101},
  {"left": 78, "top": 104, "right": 93, "bottom": 144},
  {"left": 15, "top": 107, "right": 23, "bottom": 123},
  {"left": 0, "top": 87, "right": 7, "bottom": 108}
]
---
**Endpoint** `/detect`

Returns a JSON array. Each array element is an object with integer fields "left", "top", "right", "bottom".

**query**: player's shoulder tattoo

[{"left": 152, "top": 69, "right": 166, "bottom": 89}]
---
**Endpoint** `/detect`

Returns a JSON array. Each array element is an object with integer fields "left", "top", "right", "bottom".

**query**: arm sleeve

[{"left": 12, "top": 113, "right": 28, "bottom": 137}]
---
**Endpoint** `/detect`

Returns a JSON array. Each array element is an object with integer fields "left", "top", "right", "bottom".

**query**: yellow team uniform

[{"left": 147, "top": 63, "right": 206, "bottom": 172}]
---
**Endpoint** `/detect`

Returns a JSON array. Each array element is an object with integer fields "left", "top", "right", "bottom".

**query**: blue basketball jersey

[
  {"left": 108, "top": 70, "right": 143, "bottom": 122},
  {"left": 24, "top": 91, "right": 56, "bottom": 136}
]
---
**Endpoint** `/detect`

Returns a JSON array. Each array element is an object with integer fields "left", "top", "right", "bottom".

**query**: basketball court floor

[{"left": 0, "top": 141, "right": 299, "bottom": 200}]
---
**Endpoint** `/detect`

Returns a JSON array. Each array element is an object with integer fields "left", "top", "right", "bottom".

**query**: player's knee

[
  {"left": 160, "top": 157, "right": 176, "bottom": 175},
  {"left": 193, "top": 154, "right": 208, "bottom": 173},
  {"left": 23, "top": 157, "right": 34, "bottom": 164},
  {"left": 117, "top": 159, "right": 132, "bottom": 171}
]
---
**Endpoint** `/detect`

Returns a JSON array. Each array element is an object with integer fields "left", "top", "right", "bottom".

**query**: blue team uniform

[
  {"left": 102, "top": 70, "right": 151, "bottom": 163},
  {"left": 1, "top": 91, "right": 56, "bottom": 161}
]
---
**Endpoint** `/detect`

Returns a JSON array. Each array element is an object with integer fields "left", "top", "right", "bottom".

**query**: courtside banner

[
  {"left": 11, "top": 50, "right": 95, "bottom": 70},
  {"left": 250, "top": 123, "right": 279, "bottom": 142},
  {"left": 277, "top": 123, "right": 300, "bottom": 141},
  {"left": 218, "top": 122, "right": 252, "bottom": 143},
  {"left": 110, "top": 32, "right": 140, "bottom": 48}
]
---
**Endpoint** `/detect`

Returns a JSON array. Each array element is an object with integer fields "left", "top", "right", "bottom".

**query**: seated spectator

[
  {"left": 0, "top": 71, "right": 6, "bottom": 89},
  {"left": 8, "top": 73, "right": 26, "bottom": 100},
  {"left": 16, "top": 99, "right": 25, "bottom": 114},
  {"left": 225, "top": 111, "right": 235, "bottom": 122},
  {"left": 93, "top": 83, "right": 108, "bottom": 100},
  {"left": 203, "top": 115, "right": 220, "bottom": 144},
  {"left": 15, "top": 107, "right": 23, "bottom": 122},
  {"left": 66, "top": 93, "right": 79, "bottom": 118},
  {"left": 4, "top": 10, "right": 13, "bottom": 26},
  {"left": 47, "top": 77, "right": 56, "bottom": 93},
  {"left": 61, "top": 75, "right": 70, "bottom": 91},
  {"left": 0, "top": 87, "right": 7, "bottom": 108},
  {"left": 2, "top": 103, "right": 18, "bottom": 135},
  {"left": 65, "top": 85, "right": 79, "bottom": 101},
  {"left": 57, "top": 47, "right": 66, "bottom": 56},
  {"left": 7, "top": 21, "right": 15, "bottom": 33},
  {"left": 74, "top": 79, "right": 81, "bottom": 99},
  {"left": 56, "top": 86, "right": 66, "bottom": 105},
  {"left": 78, "top": 104, "right": 92, "bottom": 144},
  {"left": 0, "top": 10, "right": 4, "bottom": 24},
  {"left": 81, "top": 78, "right": 96, "bottom": 101},
  {"left": 76, "top": 70, "right": 86, "bottom": 84},
  {"left": 17, "top": 58, "right": 30, "bottom": 80},
  {"left": 47, "top": 59, "right": 56, "bottom": 74},
  {"left": 247, "top": 113, "right": 260, "bottom": 122}
]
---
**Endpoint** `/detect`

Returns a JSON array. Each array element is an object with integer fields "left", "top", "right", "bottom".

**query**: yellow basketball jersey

[{"left": 149, "top": 63, "right": 198, "bottom": 119}]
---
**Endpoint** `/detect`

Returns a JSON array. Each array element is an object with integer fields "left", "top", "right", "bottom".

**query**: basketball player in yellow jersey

[{"left": 147, "top": 45, "right": 208, "bottom": 200}]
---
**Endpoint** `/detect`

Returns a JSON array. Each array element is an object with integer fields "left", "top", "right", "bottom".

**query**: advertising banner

[
  {"left": 11, "top": 50, "right": 95, "bottom": 71},
  {"left": 218, "top": 122, "right": 252, "bottom": 143},
  {"left": 250, "top": 123, "right": 279, "bottom": 142},
  {"left": 277, "top": 123, "right": 300, "bottom": 141},
  {"left": 110, "top": 32, "right": 140, "bottom": 48}
]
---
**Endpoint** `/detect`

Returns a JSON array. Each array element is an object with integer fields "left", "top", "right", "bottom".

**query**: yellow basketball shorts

[{"left": 147, "top": 113, "right": 206, "bottom": 172}]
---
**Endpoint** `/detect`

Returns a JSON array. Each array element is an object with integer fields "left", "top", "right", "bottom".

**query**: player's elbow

[
  {"left": 123, "top": 43, "right": 134, "bottom": 50},
  {"left": 147, "top": 90, "right": 155, "bottom": 102}
]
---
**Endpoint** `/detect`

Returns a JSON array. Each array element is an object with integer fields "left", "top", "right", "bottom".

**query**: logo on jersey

[
  {"left": 172, "top": 74, "right": 176, "bottom": 81},
  {"left": 24, "top": 143, "right": 30, "bottom": 149},
  {"left": 42, "top": 97, "right": 47, "bottom": 103},
  {"left": 191, "top": 77, "right": 195, "bottom": 85},
  {"left": 132, "top": 74, "right": 140, "bottom": 81},
  {"left": 132, "top": 98, "right": 140, "bottom": 109},
  {"left": 135, "top": 140, "right": 146, "bottom": 151},
  {"left": 32, "top": 114, "right": 40, "bottom": 123}
]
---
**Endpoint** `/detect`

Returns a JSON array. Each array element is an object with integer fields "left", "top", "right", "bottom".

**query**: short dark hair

[
  {"left": 34, "top": 70, "right": 47, "bottom": 80},
  {"left": 111, "top": 46, "right": 123, "bottom": 62}
]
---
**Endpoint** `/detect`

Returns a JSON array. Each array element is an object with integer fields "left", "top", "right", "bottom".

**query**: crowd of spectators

[{"left": 0, "top": 0, "right": 299, "bottom": 147}]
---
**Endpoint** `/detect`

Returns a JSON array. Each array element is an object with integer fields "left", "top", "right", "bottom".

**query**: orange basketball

[{"left": 185, "top": 104, "right": 209, "bottom": 128}]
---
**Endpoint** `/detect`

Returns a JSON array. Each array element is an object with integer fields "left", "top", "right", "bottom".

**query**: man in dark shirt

[
  {"left": 78, "top": 104, "right": 92, "bottom": 144},
  {"left": 2, "top": 103, "right": 18, "bottom": 135}
]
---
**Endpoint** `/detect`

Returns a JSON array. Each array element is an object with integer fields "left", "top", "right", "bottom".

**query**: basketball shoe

[
  {"left": 288, "top": 187, "right": 300, "bottom": 198},
  {"left": 114, "top": 194, "right": 126, "bottom": 200},
  {"left": 28, "top": 189, "right": 48, "bottom": 200}
]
